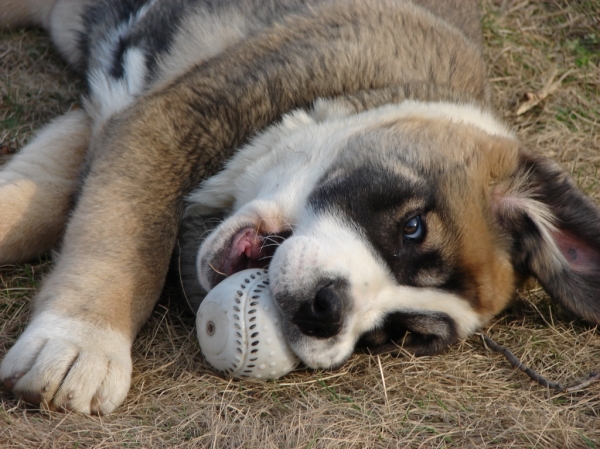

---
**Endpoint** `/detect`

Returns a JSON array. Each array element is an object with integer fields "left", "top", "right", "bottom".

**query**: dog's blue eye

[{"left": 403, "top": 216, "right": 424, "bottom": 242}]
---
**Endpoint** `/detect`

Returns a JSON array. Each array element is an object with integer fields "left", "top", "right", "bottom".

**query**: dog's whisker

[
  {"left": 260, "top": 241, "right": 283, "bottom": 248},
  {"left": 207, "top": 260, "right": 226, "bottom": 276},
  {"left": 261, "top": 237, "right": 284, "bottom": 246}
]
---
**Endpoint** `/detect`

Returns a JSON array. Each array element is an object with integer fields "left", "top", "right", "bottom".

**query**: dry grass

[{"left": 1, "top": 1, "right": 599, "bottom": 447}]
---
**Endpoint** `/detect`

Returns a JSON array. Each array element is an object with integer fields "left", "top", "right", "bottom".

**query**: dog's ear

[{"left": 492, "top": 150, "right": 600, "bottom": 324}]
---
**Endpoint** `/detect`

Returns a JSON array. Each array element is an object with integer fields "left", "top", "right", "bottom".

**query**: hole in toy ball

[{"left": 206, "top": 321, "right": 215, "bottom": 336}]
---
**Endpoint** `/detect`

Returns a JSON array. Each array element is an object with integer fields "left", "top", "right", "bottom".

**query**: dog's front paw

[{"left": 0, "top": 311, "right": 132, "bottom": 415}]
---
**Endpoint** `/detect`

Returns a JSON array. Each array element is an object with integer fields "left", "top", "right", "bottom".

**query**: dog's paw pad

[{"left": 0, "top": 312, "right": 132, "bottom": 415}]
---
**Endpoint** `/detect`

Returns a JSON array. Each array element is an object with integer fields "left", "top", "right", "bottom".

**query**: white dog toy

[{"left": 196, "top": 268, "right": 300, "bottom": 379}]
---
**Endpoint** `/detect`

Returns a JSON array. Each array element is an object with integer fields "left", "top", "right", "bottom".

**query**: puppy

[{"left": 1, "top": 0, "right": 599, "bottom": 415}]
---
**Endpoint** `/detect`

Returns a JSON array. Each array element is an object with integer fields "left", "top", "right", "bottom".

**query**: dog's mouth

[{"left": 207, "top": 226, "right": 292, "bottom": 286}]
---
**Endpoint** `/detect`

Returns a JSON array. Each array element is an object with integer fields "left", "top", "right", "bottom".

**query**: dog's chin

[
  {"left": 281, "top": 323, "right": 356, "bottom": 369},
  {"left": 290, "top": 340, "right": 354, "bottom": 369}
]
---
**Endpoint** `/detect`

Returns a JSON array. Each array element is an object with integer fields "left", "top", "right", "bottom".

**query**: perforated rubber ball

[{"left": 196, "top": 268, "right": 300, "bottom": 379}]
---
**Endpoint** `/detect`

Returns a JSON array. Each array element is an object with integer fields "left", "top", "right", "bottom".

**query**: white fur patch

[
  {"left": 385, "top": 100, "right": 514, "bottom": 138},
  {"left": 493, "top": 174, "right": 563, "bottom": 266},
  {"left": 86, "top": 47, "right": 147, "bottom": 129},
  {"left": 186, "top": 109, "right": 317, "bottom": 215}
]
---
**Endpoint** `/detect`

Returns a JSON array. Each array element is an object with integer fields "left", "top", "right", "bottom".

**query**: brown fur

[
  {"left": 66, "top": 0, "right": 490, "bottom": 336},
  {"left": 362, "top": 117, "right": 520, "bottom": 317},
  {"left": 0, "top": 109, "right": 90, "bottom": 262}
]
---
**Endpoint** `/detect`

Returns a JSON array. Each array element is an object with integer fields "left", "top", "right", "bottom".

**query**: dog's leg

[
  {"left": 0, "top": 133, "right": 166, "bottom": 413},
  {"left": 0, "top": 109, "right": 90, "bottom": 263},
  {"left": 0, "top": 0, "right": 58, "bottom": 29},
  {"left": 1, "top": 0, "right": 91, "bottom": 68}
]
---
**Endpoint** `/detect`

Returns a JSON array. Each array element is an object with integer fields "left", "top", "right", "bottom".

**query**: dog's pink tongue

[
  {"left": 236, "top": 228, "right": 261, "bottom": 258},
  {"left": 224, "top": 227, "right": 263, "bottom": 275}
]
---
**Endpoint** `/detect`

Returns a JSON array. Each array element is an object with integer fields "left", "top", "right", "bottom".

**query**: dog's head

[{"left": 187, "top": 100, "right": 600, "bottom": 369}]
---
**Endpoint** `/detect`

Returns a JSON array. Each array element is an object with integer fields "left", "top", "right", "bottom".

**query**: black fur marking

[
  {"left": 356, "top": 310, "right": 458, "bottom": 356},
  {"left": 109, "top": 37, "right": 130, "bottom": 80},
  {"left": 167, "top": 212, "right": 223, "bottom": 313},
  {"left": 79, "top": 0, "right": 201, "bottom": 86},
  {"left": 308, "top": 164, "right": 457, "bottom": 288}
]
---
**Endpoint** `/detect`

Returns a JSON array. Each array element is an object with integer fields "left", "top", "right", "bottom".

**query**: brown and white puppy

[{"left": 1, "top": 0, "right": 599, "bottom": 415}]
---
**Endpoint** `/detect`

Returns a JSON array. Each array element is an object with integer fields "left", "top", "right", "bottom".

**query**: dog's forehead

[
  {"left": 310, "top": 117, "right": 498, "bottom": 212},
  {"left": 347, "top": 117, "right": 501, "bottom": 171}
]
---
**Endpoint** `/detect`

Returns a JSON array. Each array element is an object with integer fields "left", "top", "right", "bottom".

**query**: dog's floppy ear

[{"left": 493, "top": 150, "right": 600, "bottom": 324}]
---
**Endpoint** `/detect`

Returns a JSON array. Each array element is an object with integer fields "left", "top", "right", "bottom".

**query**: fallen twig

[
  {"left": 515, "top": 69, "right": 573, "bottom": 115},
  {"left": 563, "top": 371, "right": 600, "bottom": 393},
  {"left": 479, "top": 332, "right": 600, "bottom": 393},
  {"left": 478, "top": 332, "right": 562, "bottom": 390}
]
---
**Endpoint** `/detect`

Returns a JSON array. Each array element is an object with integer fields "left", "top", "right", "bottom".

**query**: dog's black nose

[{"left": 292, "top": 283, "right": 344, "bottom": 339}]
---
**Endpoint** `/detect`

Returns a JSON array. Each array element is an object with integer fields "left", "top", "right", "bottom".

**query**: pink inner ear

[{"left": 553, "top": 229, "right": 600, "bottom": 273}]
